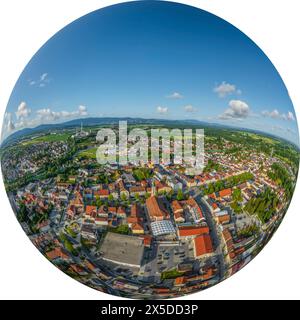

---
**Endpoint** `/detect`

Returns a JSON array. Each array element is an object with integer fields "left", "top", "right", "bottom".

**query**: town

[{"left": 1, "top": 121, "right": 298, "bottom": 299}]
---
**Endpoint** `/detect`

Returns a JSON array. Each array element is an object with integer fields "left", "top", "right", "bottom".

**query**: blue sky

[{"left": 2, "top": 0, "right": 299, "bottom": 145}]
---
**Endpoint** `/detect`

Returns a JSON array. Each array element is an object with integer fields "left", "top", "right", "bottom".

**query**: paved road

[{"left": 194, "top": 194, "right": 226, "bottom": 280}]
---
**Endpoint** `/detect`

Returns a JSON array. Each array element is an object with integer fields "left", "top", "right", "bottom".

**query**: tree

[
  {"left": 110, "top": 224, "right": 130, "bottom": 235},
  {"left": 134, "top": 193, "right": 140, "bottom": 201},
  {"left": 177, "top": 188, "right": 184, "bottom": 201},
  {"left": 96, "top": 198, "right": 103, "bottom": 207},
  {"left": 232, "top": 188, "right": 242, "bottom": 202},
  {"left": 244, "top": 187, "right": 278, "bottom": 223},
  {"left": 17, "top": 203, "right": 27, "bottom": 222},
  {"left": 166, "top": 190, "right": 174, "bottom": 201},
  {"left": 121, "top": 193, "right": 128, "bottom": 202},
  {"left": 230, "top": 201, "right": 242, "bottom": 214}
]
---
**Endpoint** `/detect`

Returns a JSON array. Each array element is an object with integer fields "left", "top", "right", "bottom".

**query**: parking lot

[{"left": 139, "top": 241, "right": 194, "bottom": 282}]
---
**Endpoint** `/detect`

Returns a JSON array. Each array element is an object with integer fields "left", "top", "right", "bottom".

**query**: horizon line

[{"left": 2, "top": 116, "right": 299, "bottom": 149}]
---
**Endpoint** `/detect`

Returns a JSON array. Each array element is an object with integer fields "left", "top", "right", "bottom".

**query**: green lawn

[{"left": 161, "top": 268, "right": 184, "bottom": 280}]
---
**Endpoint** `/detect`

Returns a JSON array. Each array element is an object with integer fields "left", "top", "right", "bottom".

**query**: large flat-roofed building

[
  {"left": 151, "top": 220, "right": 176, "bottom": 237},
  {"left": 100, "top": 232, "right": 144, "bottom": 268}
]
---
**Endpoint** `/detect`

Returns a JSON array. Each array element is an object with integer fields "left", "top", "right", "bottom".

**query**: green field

[
  {"left": 77, "top": 147, "right": 98, "bottom": 159},
  {"left": 247, "top": 133, "right": 279, "bottom": 145},
  {"left": 22, "top": 133, "right": 70, "bottom": 145}
]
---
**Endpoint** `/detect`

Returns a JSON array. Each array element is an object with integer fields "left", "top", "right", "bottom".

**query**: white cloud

[
  {"left": 184, "top": 105, "right": 197, "bottom": 113},
  {"left": 15, "top": 101, "right": 31, "bottom": 119},
  {"left": 40, "top": 73, "right": 48, "bottom": 81},
  {"left": 214, "top": 81, "right": 240, "bottom": 98},
  {"left": 2, "top": 104, "right": 89, "bottom": 141},
  {"left": 1, "top": 113, "right": 15, "bottom": 141},
  {"left": 157, "top": 106, "right": 168, "bottom": 114},
  {"left": 29, "top": 73, "right": 50, "bottom": 87},
  {"left": 262, "top": 109, "right": 295, "bottom": 121},
  {"left": 4, "top": 113, "right": 15, "bottom": 132},
  {"left": 36, "top": 108, "right": 61, "bottom": 121},
  {"left": 286, "top": 111, "right": 295, "bottom": 121},
  {"left": 166, "top": 92, "right": 183, "bottom": 99},
  {"left": 36, "top": 105, "right": 88, "bottom": 122},
  {"left": 78, "top": 105, "right": 88, "bottom": 116},
  {"left": 262, "top": 109, "right": 280, "bottom": 119},
  {"left": 219, "top": 100, "right": 250, "bottom": 120}
]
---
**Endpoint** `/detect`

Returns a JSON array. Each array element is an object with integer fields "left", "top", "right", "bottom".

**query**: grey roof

[{"left": 100, "top": 232, "right": 144, "bottom": 268}]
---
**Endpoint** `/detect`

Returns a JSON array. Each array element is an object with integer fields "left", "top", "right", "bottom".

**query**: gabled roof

[
  {"left": 178, "top": 226, "right": 209, "bottom": 237},
  {"left": 146, "top": 196, "right": 168, "bottom": 219}
]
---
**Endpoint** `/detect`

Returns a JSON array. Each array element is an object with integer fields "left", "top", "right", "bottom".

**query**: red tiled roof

[
  {"left": 217, "top": 214, "right": 230, "bottom": 224},
  {"left": 127, "top": 217, "right": 138, "bottom": 224},
  {"left": 117, "top": 207, "right": 126, "bottom": 214},
  {"left": 46, "top": 247, "right": 69, "bottom": 260},
  {"left": 143, "top": 235, "right": 152, "bottom": 246},
  {"left": 96, "top": 189, "right": 109, "bottom": 196},
  {"left": 146, "top": 196, "right": 168, "bottom": 220},
  {"left": 132, "top": 222, "right": 144, "bottom": 231},
  {"left": 202, "top": 268, "right": 214, "bottom": 280},
  {"left": 194, "top": 234, "right": 213, "bottom": 257},
  {"left": 171, "top": 200, "right": 183, "bottom": 213},
  {"left": 212, "top": 202, "right": 218, "bottom": 209},
  {"left": 131, "top": 203, "right": 138, "bottom": 217},
  {"left": 219, "top": 188, "right": 232, "bottom": 198},
  {"left": 86, "top": 205, "right": 97, "bottom": 217},
  {"left": 178, "top": 226, "right": 209, "bottom": 237},
  {"left": 222, "top": 229, "right": 232, "bottom": 242},
  {"left": 174, "top": 276, "right": 187, "bottom": 286}
]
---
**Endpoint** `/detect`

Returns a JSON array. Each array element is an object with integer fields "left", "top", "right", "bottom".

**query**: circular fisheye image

[{"left": 1, "top": 1, "right": 299, "bottom": 299}]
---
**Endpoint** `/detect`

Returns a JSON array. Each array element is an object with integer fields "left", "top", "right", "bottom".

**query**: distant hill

[
  {"left": 1, "top": 117, "right": 298, "bottom": 150},
  {"left": 1, "top": 117, "right": 226, "bottom": 147}
]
